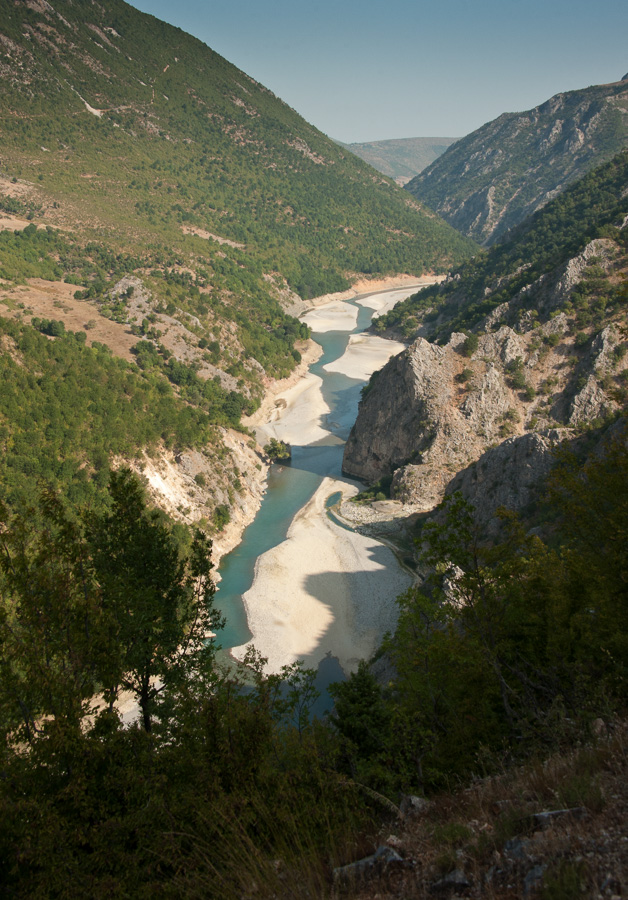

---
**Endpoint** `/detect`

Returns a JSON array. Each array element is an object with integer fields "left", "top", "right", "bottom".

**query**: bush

[
  {"left": 32, "top": 317, "right": 66, "bottom": 337},
  {"left": 213, "top": 504, "right": 231, "bottom": 531},
  {"left": 461, "top": 334, "right": 478, "bottom": 357},
  {"left": 511, "top": 370, "right": 527, "bottom": 390},
  {"left": 264, "top": 438, "right": 291, "bottom": 461}
]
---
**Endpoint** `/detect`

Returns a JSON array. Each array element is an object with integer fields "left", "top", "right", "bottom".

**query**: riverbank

[
  {"left": 302, "top": 273, "right": 445, "bottom": 310},
  {"left": 225, "top": 279, "right": 422, "bottom": 675},
  {"left": 230, "top": 477, "right": 413, "bottom": 674},
  {"left": 323, "top": 332, "right": 406, "bottom": 380},
  {"left": 241, "top": 338, "right": 323, "bottom": 437}
]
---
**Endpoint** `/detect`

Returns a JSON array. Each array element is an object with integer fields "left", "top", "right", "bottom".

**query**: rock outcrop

[
  {"left": 440, "top": 431, "right": 562, "bottom": 540},
  {"left": 344, "top": 309, "right": 627, "bottom": 522},
  {"left": 482, "top": 240, "right": 617, "bottom": 333},
  {"left": 343, "top": 328, "right": 524, "bottom": 510}
]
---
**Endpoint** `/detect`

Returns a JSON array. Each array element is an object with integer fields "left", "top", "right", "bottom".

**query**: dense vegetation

[
  {"left": 0, "top": 0, "right": 475, "bottom": 300},
  {"left": 0, "top": 317, "right": 220, "bottom": 512},
  {"left": 377, "top": 149, "right": 628, "bottom": 342},
  {"left": 375, "top": 433, "right": 628, "bottom": 790},
  {"left": 407, "top": 78, "right": 628, "bottom": 244},
  {"left": 0, "top": 471, "right": 369, "bottom": 897},
  {"left": 0, "top": 425, "right": 626, "bottom": 896}
]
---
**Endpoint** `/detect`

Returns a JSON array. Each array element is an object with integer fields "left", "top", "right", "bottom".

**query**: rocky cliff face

[
  {"left": 439, "top": 431, "right": 560, "bottom": 540},
  {"left": 481, "top": 239, "right": 618, "bottom": 334},
  {"left": 344, "top": 254, "right": 627, "bottom": 526},
  {"left": 344, "top": 327, "right": 524, "bottom": 510},
  {"left": 124, "top": 431, "right": 269, "bottom": 573},
  {"left": 406, "top": 80, "right": 628, "bottom": 245}
]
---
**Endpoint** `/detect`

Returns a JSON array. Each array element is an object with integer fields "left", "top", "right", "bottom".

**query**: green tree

[
  {"left": 461, "top": 333, "right": 478, "bottom": 357},
  {"left": 0, "top": 469, "right": 222, "bottom": 744},
  {"left": 264, "top": 437, "right": 291, "bottom": 461},
  {"left": 548, "top": 434, "right": 628, "bottom": 686},
  {"left": 0, "top": 490, "right": 104, "bottom": 750},
  {"left": 88, "top": 468, "right": 222, "bottom": 731}
]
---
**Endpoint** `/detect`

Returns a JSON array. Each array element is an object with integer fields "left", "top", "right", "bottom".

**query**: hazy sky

[{"left": 132, "top": 0, "right": 628, "bottom": 143}]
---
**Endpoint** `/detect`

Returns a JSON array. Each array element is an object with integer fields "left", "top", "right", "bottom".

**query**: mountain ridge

[
  {"left": 406, "top": 76, "right": 628, "bottom": 245},
  {"left": 337, "top": 136, "right": 459, "bottom": 185},
  {"left": 344, "top": 149, "right": 628, "bottom": 536}
]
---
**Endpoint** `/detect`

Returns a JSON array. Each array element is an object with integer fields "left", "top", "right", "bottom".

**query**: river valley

[{"left": 214, "top": 284, "right": 428, "bottom": 680}]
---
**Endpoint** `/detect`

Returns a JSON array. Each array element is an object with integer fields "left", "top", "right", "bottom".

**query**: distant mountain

[
  {"left": 406, "top": 77, "right": 628, "bottom": 245},
  {"left": 338, "top": 137, "right": 458, "bottom": 185}
]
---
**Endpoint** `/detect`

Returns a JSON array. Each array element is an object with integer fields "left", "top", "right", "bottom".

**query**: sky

[{"left": 132, "top": 0, "right": 628, "bottom": 143}]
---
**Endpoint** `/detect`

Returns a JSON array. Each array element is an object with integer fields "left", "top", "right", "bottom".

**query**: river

[{"left": 214, "top": 285, "right": 424, "bottom": 687}]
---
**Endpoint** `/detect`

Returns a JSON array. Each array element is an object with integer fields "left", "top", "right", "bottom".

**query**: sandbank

[
  {"left": 242, "top": 339, "right": 327, "bottom": 449},
  {"left": 323, "top": 332, "right": 406, "bottom": 381},
  {"left": 230, "top": 478, "right": 414, "bottom": 675},
  {"left": 242, "top": 339, "right": 322, "bottom": 429},
  {"left": 300, "top": 300, "right": 358, "bottom": 333},
  {"left": 253, "top": 371, "right": 331, "bottom": 447},
  {"left": 355, "top": 284, "right": 431, "bottom": 318}
]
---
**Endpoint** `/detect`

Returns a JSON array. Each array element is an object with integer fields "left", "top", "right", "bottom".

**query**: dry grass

[
  {"left": 0, "top": 277, "right": 138, "bottom": 360},
  {"left": 341, "top": 720, "right": 628, "bottom": 899}
]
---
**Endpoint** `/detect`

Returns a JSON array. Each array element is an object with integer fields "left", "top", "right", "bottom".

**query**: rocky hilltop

[{"left": 406, "top": 76, "right": 628, "bottom": 245}]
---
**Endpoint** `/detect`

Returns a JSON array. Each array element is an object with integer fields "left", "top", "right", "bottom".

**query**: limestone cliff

[
  {"left": 343, "top": 329, "right": 518, "bottom": 509},
  {"left": 344, "top": 300, "right": 627, "bottom": 526},
  {"left": 439, "top": 431, "right": 560, "bottom": 540}
]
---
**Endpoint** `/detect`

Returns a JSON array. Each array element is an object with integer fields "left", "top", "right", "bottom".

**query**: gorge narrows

[{"left": 214, "top": 285, "right": 423, "bottom": 678}]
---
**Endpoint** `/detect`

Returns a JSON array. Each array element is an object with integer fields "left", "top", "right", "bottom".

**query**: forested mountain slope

[
  {"left": 345, "top": 150, "right": 628, "bottom": 522},
  {"left": 0, "top": 0, "right": 474, "bottom": 523},
  {"left": 0, "top": 0, "right": 474, "bottom": 295},
  {"left": 337, "top": 136, "right": 458, "bottom": 184},
  {"left": 378, "top": 149, "right": 628, "bottom": 343},
  {"left": 406, "top": 76, "right": 628, "bottom": 245}
]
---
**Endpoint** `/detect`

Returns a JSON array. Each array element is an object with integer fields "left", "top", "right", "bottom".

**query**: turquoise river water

[{"left": 213, "top": 295, "right": 406, "bottom": 699}]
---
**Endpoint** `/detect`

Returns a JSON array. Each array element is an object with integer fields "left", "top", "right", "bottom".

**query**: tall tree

[
  {"left": 0, "top": 469, "right": 222, "bottom": 744},
  {"left": 87, "top": 468, "right": 222, "bottom": 731},
  {"left": 0, "top": 490, "right": 103, "bottom": 750}
]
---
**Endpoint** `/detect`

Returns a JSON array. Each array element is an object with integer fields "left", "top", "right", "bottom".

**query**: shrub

[
  {"left": 264, "top": 438, "right": 291, "bottom": 461},
  {"left": 455, "top": 367, "right": 473, "bottom": 383},
  {"left": 461, "top": 334, "right": 478, "bottom": 357},
  {"left": 213, "top": 504, "right": 231, "bottom": 531}
]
